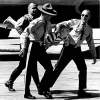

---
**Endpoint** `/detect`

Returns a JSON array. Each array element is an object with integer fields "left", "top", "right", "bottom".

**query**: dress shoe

[
  {"left": 5, "top": 81, "right": 15, "bottom": 91},
  {"left": 47, "top": 88, "right": 51, "bottom": 94},
  {"left": 78, "top": 90, "right": 92, "bottom": 98},
  {"left": 39, "top": 91, "right": 53, "bottom": 99},
  {"left": 38, "top": 88, "right": 51, "bottom": 94},
  {"left": 37, "top": 84, "right": 52, "bottom": 99},
  {"left": 43, "top": 92, "right": 53, "bottom": 99},
  {"left": 24, "top": 93, "right": 36, "bottom": 99}
]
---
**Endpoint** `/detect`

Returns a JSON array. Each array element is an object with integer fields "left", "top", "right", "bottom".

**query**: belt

[
  {"left": 64, "top": 41, "right": 76, "bottom": 47},
  {"left": 30, "top": 40, "right": 45, "bottom": 46}
]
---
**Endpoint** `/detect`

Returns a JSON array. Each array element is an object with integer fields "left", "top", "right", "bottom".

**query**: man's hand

[
  {"left": 92, "top": 57, "right": 97, "bottom": 64},
  {"left": 19, "top": 48, "right": 27, "bottom": 58},
  {"left": 75, "top": 40, "right": 82, "bottom": 48},
  {"left": 75, "top": 43, "right": 81, "bottom": 48}
]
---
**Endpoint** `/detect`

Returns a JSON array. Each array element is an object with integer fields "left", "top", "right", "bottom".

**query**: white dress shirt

[
  {"left": 55, "top": 19, "right": 96, "bottom": 58},
  {"left": 20, "top": 15, "right": 52, "bottom": 49}
]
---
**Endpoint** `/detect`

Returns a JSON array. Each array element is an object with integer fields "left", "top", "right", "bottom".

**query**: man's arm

[
  {"left": 19, "top": 23, "right": 34, "bottom": 57},
  {"left": 86, "top": 29, "right": 97, "bottom": 64},
  {"left": 20, "top": 21, "right": 37, "bottom": 50},
  {"left": 15, "top": 16, "right": 27, "bottom": 34},
  {"left": 3, "top": 16, "right": 17, "bottom": 29}
]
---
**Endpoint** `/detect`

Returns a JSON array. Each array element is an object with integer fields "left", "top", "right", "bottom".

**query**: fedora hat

[{"left": 38, "top": 3, "right": 57, "bottom": 16}]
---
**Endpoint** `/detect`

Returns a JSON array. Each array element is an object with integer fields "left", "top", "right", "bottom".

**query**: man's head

[
  {"left": 81, "top": 9, "right": 91, "bottom": 23},
  {"left": 38, "top": 3, "right": 57, "bottom": 21},
  {"left": 28, "top": 3, "right": 38, "bottom": 15}
]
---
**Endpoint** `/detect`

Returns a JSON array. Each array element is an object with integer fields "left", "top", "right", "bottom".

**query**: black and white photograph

[{"left": 0, "top": 0, "right": 100, "bottom": 99}]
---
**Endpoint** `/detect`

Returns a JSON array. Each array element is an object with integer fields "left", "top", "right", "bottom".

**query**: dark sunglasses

[{"left": 81, "top": 14, "right": 89, "bottom": 17}]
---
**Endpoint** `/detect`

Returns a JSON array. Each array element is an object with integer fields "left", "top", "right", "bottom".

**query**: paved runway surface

[{"left": 0, "top": 60, "right": 100, "bottom": 100}]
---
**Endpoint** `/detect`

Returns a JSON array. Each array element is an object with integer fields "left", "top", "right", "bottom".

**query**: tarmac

[
  {"left": 0, "top": 29, "right": 100, "bottom": 100},
  {"left": 1, "top": 59, "right": 100, "bottom": 100}
]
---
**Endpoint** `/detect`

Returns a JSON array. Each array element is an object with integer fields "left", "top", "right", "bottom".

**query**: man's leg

[
  {"left": 25, "top": 70, "right": 36, "bottom": 99},
  {"left": 73, "top": 47, "right": 87, "bottom": 90},
  {"left": 73, "top": 47, "right": 88, "bottom": 97},
  {"left": 25, "top": 57, "right": 39, "bottom": 91},
  {"left": 49, "top": 46, "right": 72, "bottom": 88},
  {"left": 38, "top": 46, "right": 71, "bottom": 98},
  {"left": 24, "top": 42, "right": 39, "bottom": 99},
  {"left": 24, "top": 59, "right": 36, "bottom": 99},
  {"left": 5, "top": 56, "right": 27, "bottom": 91},
  {"left": 24, "top": 43, "right": 39, "bottom": 99},
  {"left": 74, "top": 57, "right": 87, "bottom": 90},
  {"left": 5, "top": 42, "right": 29, "bottom": 91}
]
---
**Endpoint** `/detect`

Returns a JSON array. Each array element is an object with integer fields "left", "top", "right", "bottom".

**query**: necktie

[{"left": 80, "top": 22, "right": 86, "bottom": 40}]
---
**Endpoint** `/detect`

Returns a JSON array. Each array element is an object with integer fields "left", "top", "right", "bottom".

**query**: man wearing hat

[{"left": 21, "top": 3, "right": 57, "bottom": 99}]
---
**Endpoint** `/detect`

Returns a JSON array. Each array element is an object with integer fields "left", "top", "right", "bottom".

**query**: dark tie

[{"left": 80, "top": 22, "right": 86, "bottom": 40}]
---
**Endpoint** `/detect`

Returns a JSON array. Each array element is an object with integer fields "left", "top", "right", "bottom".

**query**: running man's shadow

[{"left": 51, "top": 89, "right": 100, "bottom": 99}]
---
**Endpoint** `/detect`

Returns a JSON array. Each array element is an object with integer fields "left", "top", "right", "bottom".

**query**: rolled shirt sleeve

[
  {"left": 20, "top": 20, "right": 37, "bottom": 49},
  {"left": 20, "top": 30, "right": 29, "bottom": 49}
]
